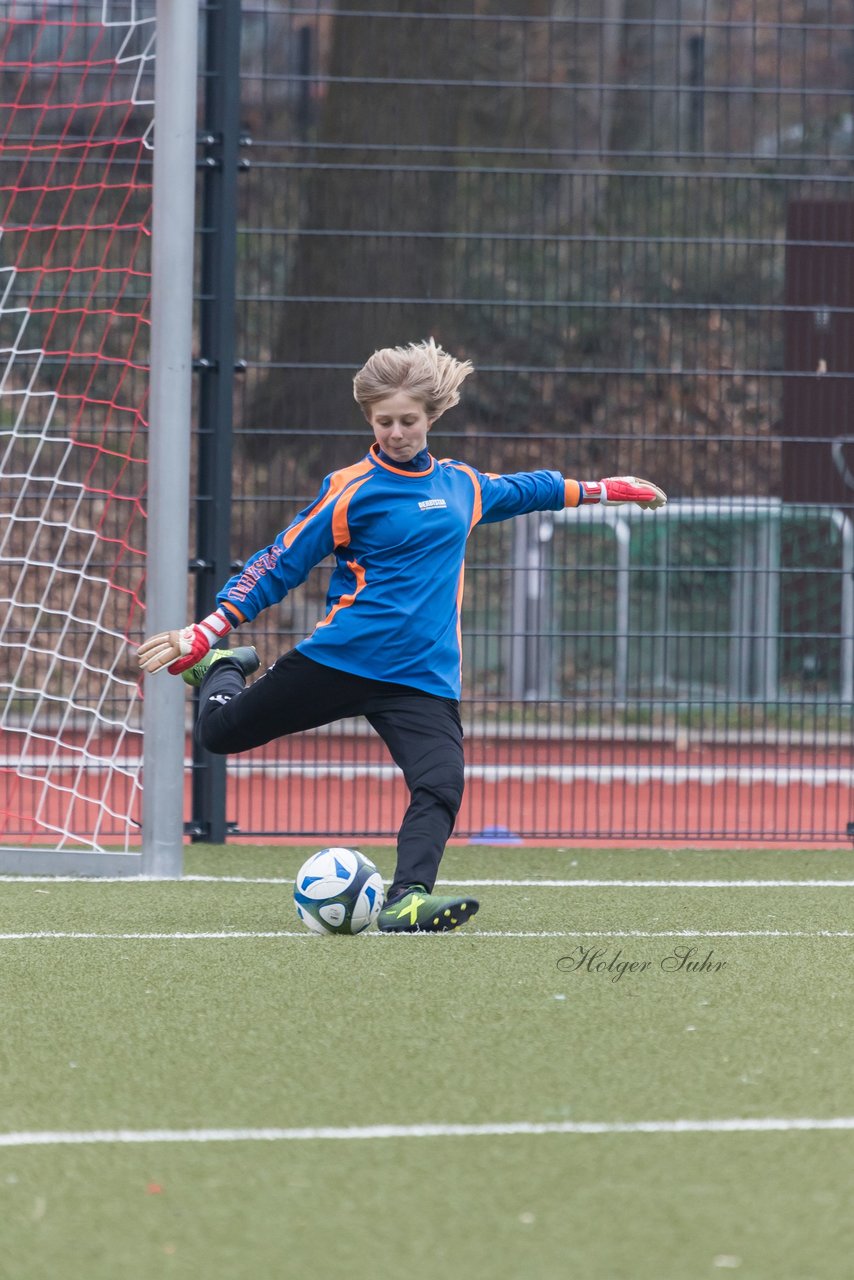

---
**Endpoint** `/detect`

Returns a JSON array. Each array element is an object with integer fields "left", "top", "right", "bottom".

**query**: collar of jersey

[{"left": 369, "top": 442, "right": 435, "bottom": 477}]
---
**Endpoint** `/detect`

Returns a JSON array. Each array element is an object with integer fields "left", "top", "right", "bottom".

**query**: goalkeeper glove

[
  {"left": 137, "top": 607, "right": 234, "bottom": 676},
  {"left": 579, "top": 476, "right": 667, "bottom": 510}
]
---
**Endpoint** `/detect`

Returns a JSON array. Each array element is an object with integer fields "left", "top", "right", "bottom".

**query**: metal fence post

[
  {"left": 509, "top": 513, "right": 556, "bottom": 700},
  {"left": 190, "top": 0, "right": 245, "bottom": 843}
]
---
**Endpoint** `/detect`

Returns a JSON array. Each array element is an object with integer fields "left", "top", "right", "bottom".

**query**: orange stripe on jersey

[
  {"left": 564, "top": 478, "right": 581, "bottom": 508},
  {"left": 454, "top": 562, "right": 466, "bottom": 685},
  {"left": 315, "top": 559, "right": 367, "bottom": 629},
  {"left": 331, "top": 474, "right": 372, "bottom": 548},
  {"left": 443, "top": 460, "right": 482, "bottom": 531},
  {"left": 283, "top": 459, "right": 373, "bottom": 550},
  {"left": 220, "top": 601, "right": 247, "bottom": 624}
]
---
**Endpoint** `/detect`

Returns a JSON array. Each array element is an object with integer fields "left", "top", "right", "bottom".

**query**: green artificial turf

[{"left": 1, "top": 843, "right": 853, "bottom": 1279}]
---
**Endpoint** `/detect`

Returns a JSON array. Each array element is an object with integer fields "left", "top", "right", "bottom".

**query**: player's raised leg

[{"left": 194, "top": 649, "right": 372, "bottom": 756}]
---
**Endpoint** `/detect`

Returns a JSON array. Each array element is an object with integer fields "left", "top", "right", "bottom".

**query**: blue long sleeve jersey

[{"left": 217, "top": 443, "right": 574, "bottom": 700}]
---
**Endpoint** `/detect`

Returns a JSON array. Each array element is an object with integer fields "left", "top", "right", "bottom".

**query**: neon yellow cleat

[
  {"left": 181, "top": 646, "right": 260, "bottom": 688},
  {"left": 377, "top": 885, "right": 480, "bottom": 933}
]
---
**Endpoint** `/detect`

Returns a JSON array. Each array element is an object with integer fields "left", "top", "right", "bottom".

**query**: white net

[{"left": 0, "top": 3, "right": 156, "bottom": 853}]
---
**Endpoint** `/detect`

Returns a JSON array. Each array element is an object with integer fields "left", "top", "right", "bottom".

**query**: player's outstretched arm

[
  {"left": 577, "top": 476, "right": 667, "bottom": 510},
  {"left": 137, "top": 606, "right": 238, "bottom": 676}
]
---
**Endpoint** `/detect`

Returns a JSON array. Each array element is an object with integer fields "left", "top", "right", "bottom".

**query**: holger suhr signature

[{"left": 557, "top": 944, "right": 727, "bottom": 983}]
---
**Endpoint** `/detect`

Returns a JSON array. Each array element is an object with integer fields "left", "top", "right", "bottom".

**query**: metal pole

[
  {"left": 509, "top": 515, "right": 531, "bottom": 700},
  {"left": 686, "top": 34, "right": 706, "bottom": 154},
  {"left": 655, "top": 514, "right": 669, "bottom": 691},
  {"left": 760, "top": 511, "right": 781, "bottom": 702},
  {"left": 832, "top": 510, "right": 854, "bottom": 704},
  {"left": 729, "top": 524, "right": 752, "bottom": 699},
  {"left": 191, "top": 0, "right": 244, "bottom": 843},
  {"left": 534, "top": 514, "right": 555, "bottom": 699},
  {"left": 141, "top": 0, "right": 200, "bottom": 877},
  {"left": 613, "top": 512, "right": 630, "bottom": 702}
]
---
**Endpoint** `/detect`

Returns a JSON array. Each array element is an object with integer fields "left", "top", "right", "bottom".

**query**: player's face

[{"left": 368, "top": 392, "right": 435, "bottom": 463}]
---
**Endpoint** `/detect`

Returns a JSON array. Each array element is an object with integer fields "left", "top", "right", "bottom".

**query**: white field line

[
  {"left": 442, "top": 878, "right": 854, "bottom": 889},
  {"left": 3, "top": 875, "right": 854, "bottom": 889},
  {"left": 1, "top": 929, "right": 853, "bottom": 941},
  {"left": 3, "top": 1117, "right": 854, "bottom": 1148}
]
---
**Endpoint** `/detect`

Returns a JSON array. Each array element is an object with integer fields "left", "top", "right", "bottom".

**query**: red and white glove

[
  {"left": 579, "top": 476, "right": 667, "bottom": 510},
  {"left": 137, "top": 607, "right": 234, "bottom": 676}
]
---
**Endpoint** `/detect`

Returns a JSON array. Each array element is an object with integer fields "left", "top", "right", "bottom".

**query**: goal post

[
  {"left": 140, "top": 0, "right": 199, "bottom": 879},
  {"left": 0, "top": 2, "right": 198, "bottom": 876}
]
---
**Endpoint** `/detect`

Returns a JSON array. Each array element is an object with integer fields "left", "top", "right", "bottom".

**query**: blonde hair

[{"left": 353, "top": 338, "right": 474, "bottom": 421}]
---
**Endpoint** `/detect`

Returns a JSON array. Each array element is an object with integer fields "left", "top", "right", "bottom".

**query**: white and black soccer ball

[{"left": 294, "top": 847, "right": 385, "bottom": 935}]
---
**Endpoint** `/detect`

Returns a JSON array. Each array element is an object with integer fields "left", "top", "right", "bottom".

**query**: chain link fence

[{"left": 217, "top": 1, "right": 854, "bottom": 841}]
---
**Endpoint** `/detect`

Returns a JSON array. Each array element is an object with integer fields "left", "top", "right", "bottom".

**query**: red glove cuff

[
  {"left": 579, "top": 481, "right": 604, "bottom": 504},
  {"left": 165, "top": 609, "right": 234, "bottom": 676},
  {"left": 166, "top": 630, "right": 207, "bottom": 675}
]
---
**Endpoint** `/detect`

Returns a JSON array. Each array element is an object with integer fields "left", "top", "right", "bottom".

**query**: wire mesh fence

[{"left": 213, "top": 1, "right": 854, "bottom": 841}]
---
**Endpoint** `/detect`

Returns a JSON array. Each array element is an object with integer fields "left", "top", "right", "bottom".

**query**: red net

[{"left": 0, "top": 3, "right": 156, "bottom": 850}]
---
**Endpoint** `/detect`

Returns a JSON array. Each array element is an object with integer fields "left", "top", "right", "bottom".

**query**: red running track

[{"left": 2, "top": 728, "right": 851, "bottom": 845}]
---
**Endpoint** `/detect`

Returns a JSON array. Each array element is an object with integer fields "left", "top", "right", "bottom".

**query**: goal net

[{"left": 0, "top": 3, "right": 156, "bottom": 859}]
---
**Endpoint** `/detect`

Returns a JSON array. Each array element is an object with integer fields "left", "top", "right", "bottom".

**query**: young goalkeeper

[{"left": 138, "top": 339, "right": 666, "bottom": 932}]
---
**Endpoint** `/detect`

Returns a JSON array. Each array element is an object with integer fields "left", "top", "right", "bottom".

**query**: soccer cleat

[
  {"left": 181, "top": 645, "right": 260, "bottom": 688},
  {"left": 377, "top": 885, "right": 480, "bottom": 933}
]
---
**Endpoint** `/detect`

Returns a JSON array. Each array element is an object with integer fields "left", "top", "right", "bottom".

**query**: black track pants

[{"left": 195, "top": 649, "right": 465, "bottom": 898}]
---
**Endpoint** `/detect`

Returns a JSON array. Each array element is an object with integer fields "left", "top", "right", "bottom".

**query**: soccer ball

[{"left": 294, "top": 847, "right": 385, "bottom": 936}]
